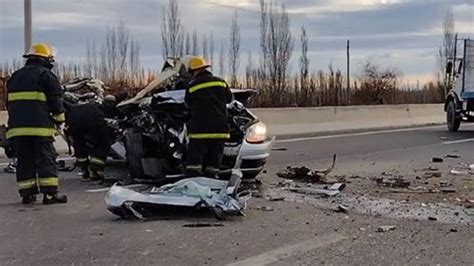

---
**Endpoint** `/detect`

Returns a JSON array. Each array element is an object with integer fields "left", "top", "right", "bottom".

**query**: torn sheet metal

[{"left": 105, "top": 173, "right": 249, "bottom": 220}]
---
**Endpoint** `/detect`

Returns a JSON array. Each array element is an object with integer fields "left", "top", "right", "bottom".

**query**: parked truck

[{"left": 445, "top": 38, "right": 474, "bottom": 131}]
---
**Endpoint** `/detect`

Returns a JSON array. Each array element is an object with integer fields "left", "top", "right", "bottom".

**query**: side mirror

[{"left": 446, "top": 61, "right": 453, "bottom": 75}]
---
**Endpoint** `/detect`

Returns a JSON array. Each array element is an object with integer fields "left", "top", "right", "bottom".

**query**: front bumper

[{"left": 232, "top": 136, "right": 275, "bottom": 175}]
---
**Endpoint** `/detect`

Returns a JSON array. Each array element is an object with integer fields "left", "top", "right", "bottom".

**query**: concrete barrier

[
  {"left": 0, "top": 104, "right": 446, "bottom": 156},
  {"left": 250, "top": 104, "right": 445, "bottom": 137}
]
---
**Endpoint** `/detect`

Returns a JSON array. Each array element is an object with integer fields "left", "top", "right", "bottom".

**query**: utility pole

[
  {"left": 24, "top": 0, "right": 32, "bottom": 54},
  {"left": 346, "top": 39, "right": 350, "bottom": 103}
]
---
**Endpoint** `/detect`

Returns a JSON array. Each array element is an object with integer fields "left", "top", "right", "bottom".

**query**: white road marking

[
  {"left": 227, "top": 233, "right": 347, "bottom": 266},
  {"left": 442, "top": 138, "right": 474, "bottom": 145},
  {"left": 275, "top": 125, "right": 448, "bottom": 143}
]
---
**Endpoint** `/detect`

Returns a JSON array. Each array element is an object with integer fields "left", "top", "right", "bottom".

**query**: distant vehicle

[{"left": 445, "top": 38, "right": 474, "bottom": 131}]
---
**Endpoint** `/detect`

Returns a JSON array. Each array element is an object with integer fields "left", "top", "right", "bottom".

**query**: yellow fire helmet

[
  {"left": 23, "top": 43, "right": 56, "bottom": 61},
  {"left": 187, "top": 56, "right": 211, "bottom": 71}
]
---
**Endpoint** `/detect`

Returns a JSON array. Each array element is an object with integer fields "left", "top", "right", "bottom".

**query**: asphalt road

[{"left": 0, "top": 124, "right": 473, "bottom": 265}]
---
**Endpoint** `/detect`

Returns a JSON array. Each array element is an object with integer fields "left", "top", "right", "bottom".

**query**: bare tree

[
  {"left": 245, "top": 51, "right": 254, "bottom": 89},
  {"left": 299, "top": 26, "right": 309, "bottom": 100},
  {"left": 259, "top": 0, "right": 269, "bottom": 78},
  {"left": 129, "top": 40, "right": 141, "bottom": 87},
  {"left": 92, "top": 22, "right": 143, "bottom": 86},
  {"left": 228, "top": 11, "right": 241, "bottom": 87},
  {"left": 192, "top": 30, "right": 199, "bottom": 55},
  {"left": 202, "top": 35, "right": 209, "bottom": 60},
  {"left": 184, "top": 32, "right": 191, "bottom": 55},
  {"left": 259, "top": 1, "right": 294, "bottom": 103},
  {"left": 354, "top": 61, "right": 401, "bottom": 105},
  {"left": 209, "top": 32, "right": 215, "bottom": 66},
  {"left": 161, "top": 0, "right": 184, "bottom": 59},
  {"left": 218, "top": 42, "right": 226, "bottom": 77},
  {"left": 85, "top": 40, "right": 98, "bottom": 77},
  {"left": 117, "top": 21, "right": 130, "bottom": 79},
  {"left": 105, "top": 26, "right": 118, "bottom": 82},
  {"left": 438, "top": 8, "right": 455, "bottom": 92}
]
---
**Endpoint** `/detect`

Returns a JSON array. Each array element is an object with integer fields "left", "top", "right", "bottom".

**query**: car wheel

[
  {"left": 447, "top": 100, "right": 461, "bottom": 132},
  {"left": 124, "top": 129, "right": 145, "bottom": 183}
]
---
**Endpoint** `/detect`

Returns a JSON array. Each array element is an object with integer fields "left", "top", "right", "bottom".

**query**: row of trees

[{"left": 0, "top": 0, "right": 451, "bottom": 109}]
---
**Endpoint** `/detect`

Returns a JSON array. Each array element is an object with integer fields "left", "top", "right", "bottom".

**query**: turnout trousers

[
  {"left": 14, "top": 136, "right": 59, "bottom": 196},
  {"left": 185, "top": 138, "right": 225, "bottom": 177},
  {"left": 70, "top": 124, "right": 110, "bottom": 178}
]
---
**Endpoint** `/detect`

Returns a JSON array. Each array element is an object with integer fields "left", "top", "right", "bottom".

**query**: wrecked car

[
  {"left": 62, "top": 57, "right": 274, "bottom": 183},
  {"left": 117, "top": 57, "right": 274, "bottom": 182}
]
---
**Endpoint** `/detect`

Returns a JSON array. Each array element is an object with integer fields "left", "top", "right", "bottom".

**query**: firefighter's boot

[
  {"left": 22, "top": 194, "right": 37, "bottom": 205},
  {"left": 42, "top": 192, "right": 68, "bottom": 204}
]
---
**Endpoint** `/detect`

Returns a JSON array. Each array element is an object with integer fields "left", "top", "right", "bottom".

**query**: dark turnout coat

[
  {"left": 184, "top": 70, "right": 233, "bottom": 139},
  {"left": 6, "top": 59, "right": 65, "bottom": 139}
]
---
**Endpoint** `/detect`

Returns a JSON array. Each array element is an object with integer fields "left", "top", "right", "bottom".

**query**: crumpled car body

[
  {"left": 105, "top": 171, "right": 250, "bottom": 220},
  {"left": 116, "top": 58, "right": 274, "bottom": 182}
]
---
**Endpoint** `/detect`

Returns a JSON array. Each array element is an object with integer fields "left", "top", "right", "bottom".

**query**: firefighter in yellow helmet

[
  {"left": 6, "top": 43, "right": 67, "bottom": 204},
  {"left": 184, "top": 57, "right": 233, "bottom": 177}
]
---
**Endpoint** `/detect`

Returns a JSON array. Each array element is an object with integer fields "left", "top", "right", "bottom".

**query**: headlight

[{"left": 246, "top": 122, "right": 267, "bottom": 143}]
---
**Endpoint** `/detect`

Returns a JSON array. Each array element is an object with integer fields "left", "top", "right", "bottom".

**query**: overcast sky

[{"left": 0, "top": 0, "right": 472, "bottom": 83}]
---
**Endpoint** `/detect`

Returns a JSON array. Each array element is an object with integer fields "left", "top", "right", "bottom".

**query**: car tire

[
  {"left": 124, "top": 129, "right": 145, "bottom": 183},
  {"left": 447, "top": 100, "right": 461, "bottom": 132}
]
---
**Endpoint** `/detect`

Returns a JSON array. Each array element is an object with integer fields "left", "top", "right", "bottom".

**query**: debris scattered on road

[
  {"left": 277, "top": 154, "right": 337, "bottom": 183},
  {"left": 445, "top": 154, "right": 461, "bottom": 159},
  {"left": 335, "top": 204, "right": 349, "bottom": 213},
  {"left": 450, "top": 169, "right": 469, "bottom": 176},
  {"left": 376, "top": 176, "right": 411, "bottom": 188},
  {"left": 432, "top": 157, "right": 444, "bottom": 163},
  {"left": 424, "top": 171, "right": 442, "bottom": 178},
  {"left": 321, "top": 175, "right": 346, "bottom": 184},
  {"left": 268, "top": 196, "right": 285, "bottom": 202},
  {"left": 456, "top": 197, "right": 474, "bottom": 204},
  {"left": 271, "top": 147, "right": 288, "bottom": 151},
  {"left": 376, "top": 225, "right": 396, "bottom": 232},
  {"left": 440, "top": 136, "right": 448, "bottom": 140},
  {"left": 440, "top": 187, "right": 457, "bottom": 193},
  {"left": 242, "top": 178, "right": 263, "bottom": 198},
  {"left": 419, "top": 166, "right": 439, "bottom": 172},
  {"left": 329, "top": 183, "right": 346, "bottom": 191},
  {"left": 277, "top": 166, "right": 312, "bottom": 179},
  {"left": 256, "top": 206, "right": 274, "bottom": 212},
  {"left": 439, "top": 180, "right": 450, "bottom": 187},
  {"left": 183, "top": 223, "right": 225, "bottom": 228},
  {"left": 277, "top": 179, "right": 295, "bottom": 188},
  {"left": 288, "top": 187, "right": 340, "bottom": 197},
  {"left": 428, "top": 216, "right": 438, "bottom": 221}
]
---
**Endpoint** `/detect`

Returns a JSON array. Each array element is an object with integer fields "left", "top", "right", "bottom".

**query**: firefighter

[
  {"left": 6, "top": 43, "right": 67, "bottom": 204},
  {"left": 184, "top": 57, "right": 233, "bottom": 177},
  {"left": 67, "top": 98, "right": 111, "bottom": 183}
]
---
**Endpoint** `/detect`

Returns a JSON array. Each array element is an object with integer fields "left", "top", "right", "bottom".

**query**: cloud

[{"left": 0, "top": 0, "right": 472, "bottom": 83}]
